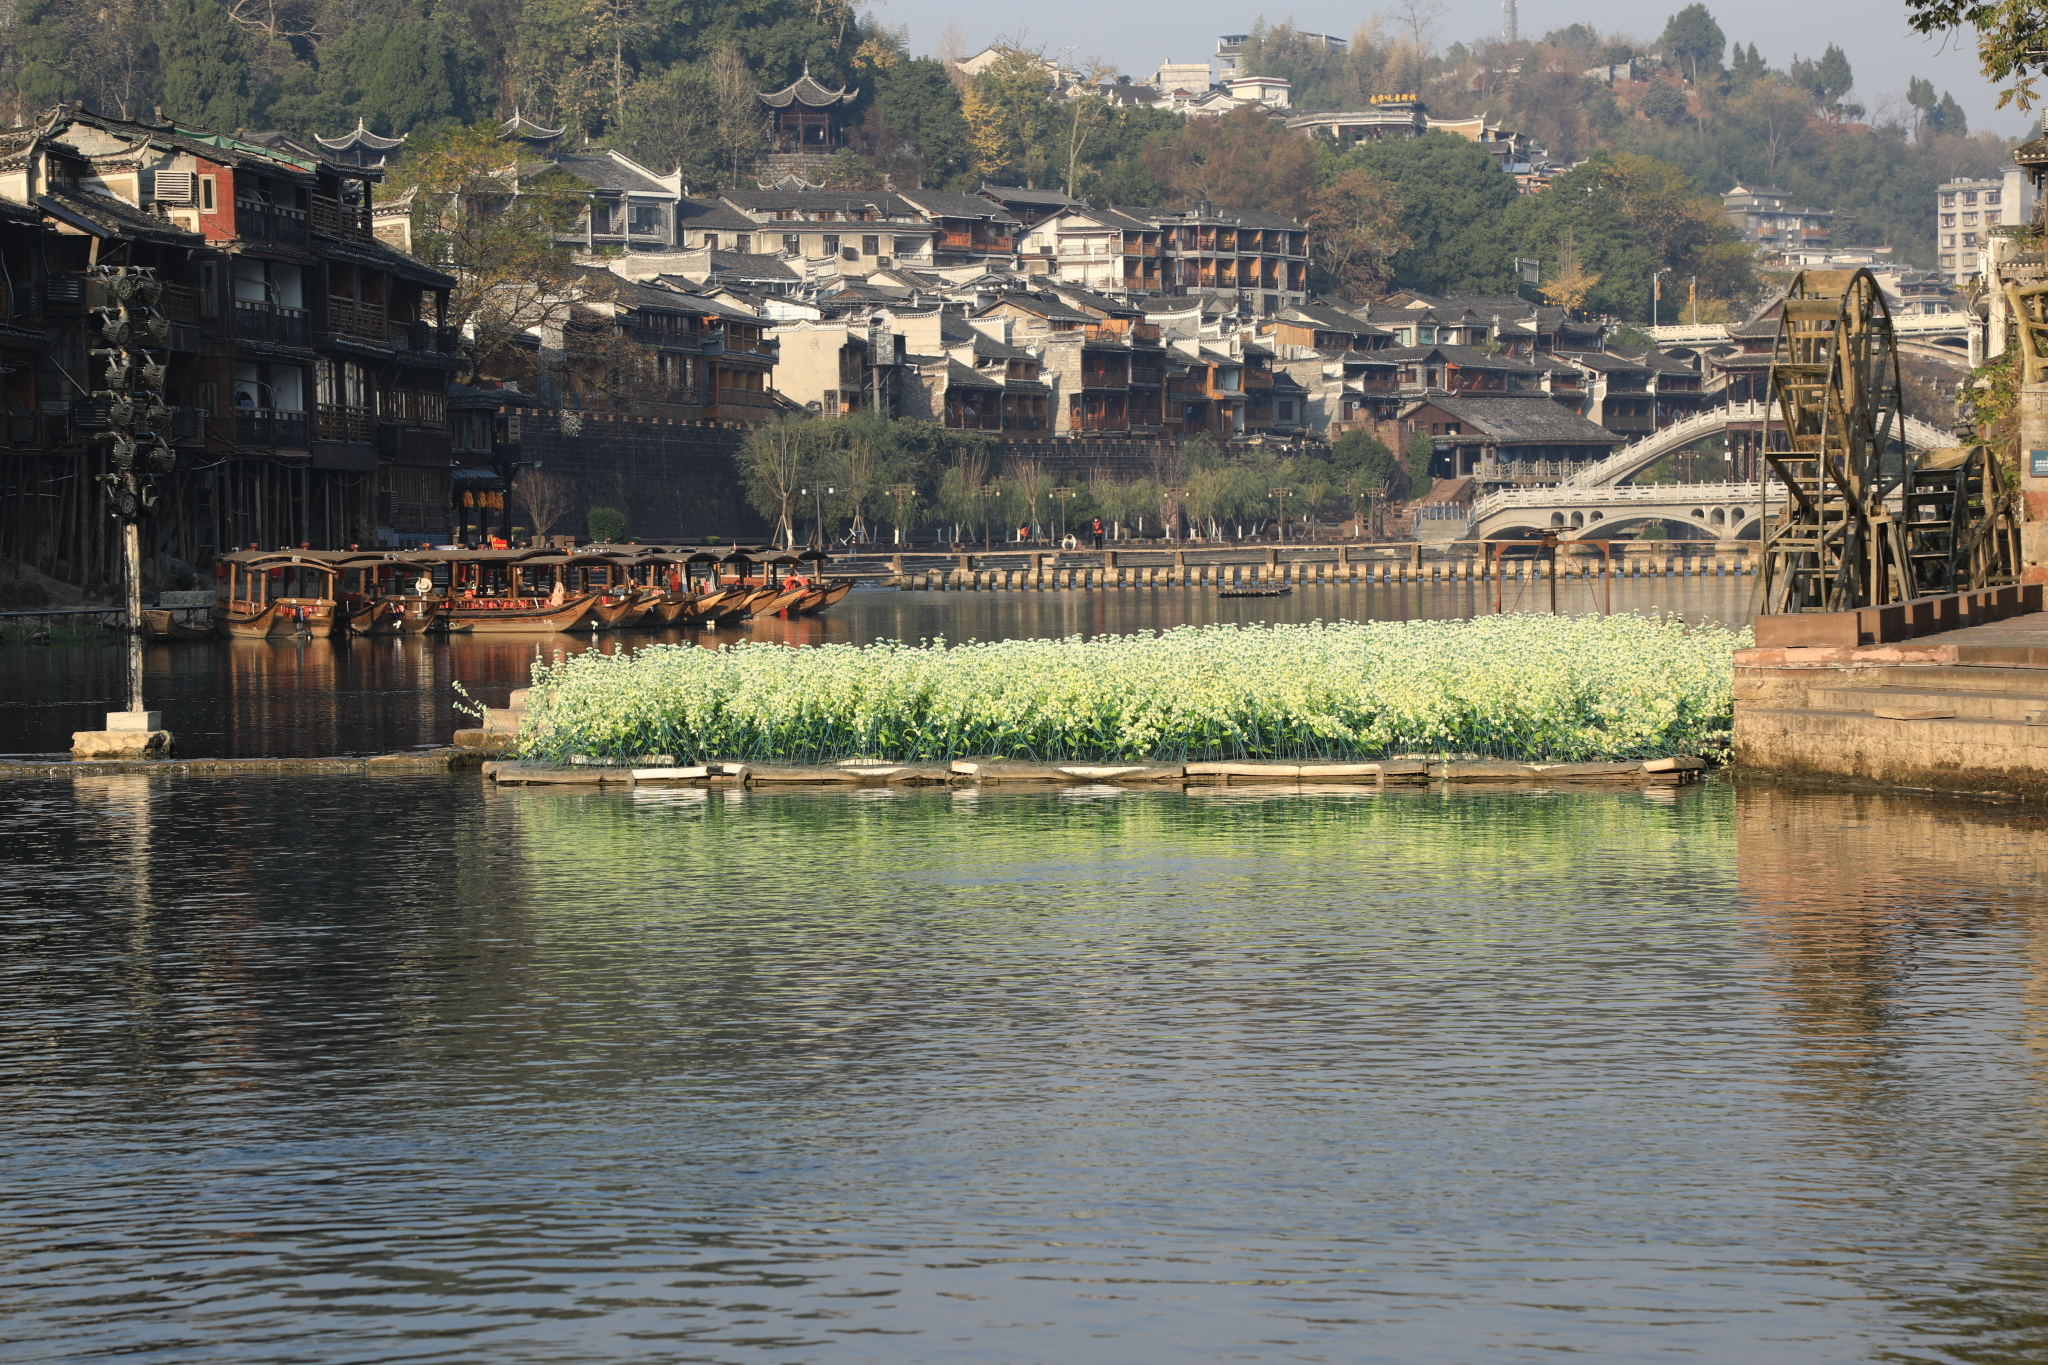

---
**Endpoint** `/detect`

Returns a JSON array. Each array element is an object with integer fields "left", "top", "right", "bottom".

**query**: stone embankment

[
  {"left": 1736, "top": 586, "right": 2048, "bottom": 800},
  {"left": 829, "top": 541, "right": 1754, "bottom": 591}
]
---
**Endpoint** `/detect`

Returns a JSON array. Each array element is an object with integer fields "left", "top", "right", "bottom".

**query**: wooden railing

[
  {"left": 326, "top": 297, "right": 387, "bottom": 341},
  {"left": 310, "top": 194, "right": 372, "bottom": 238},
  {"left": 378, "top": 390, "right": 445, "bottom": 426},
  {"left": 235, "top": 408, "right": 309, "bottom": 448},
  {"left": 318, "top": 404, "right": 374, "bottom": 441},
  {"left": 715, "top": 387, "right": 776, "bottom": 408}
]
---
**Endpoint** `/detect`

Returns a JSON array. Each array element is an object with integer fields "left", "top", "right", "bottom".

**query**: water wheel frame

[{"left": 1760, "top": 268, "right": 1911, "bottom": 614}]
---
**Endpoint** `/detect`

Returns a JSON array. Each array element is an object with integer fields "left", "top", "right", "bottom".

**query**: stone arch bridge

[{"left": 1467, "top": 404, "right": 1949, "bottom": 541}]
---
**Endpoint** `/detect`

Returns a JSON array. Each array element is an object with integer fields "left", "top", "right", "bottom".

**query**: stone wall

[{"left": 513, "top": 410, "right": 765, "bottom": 543}]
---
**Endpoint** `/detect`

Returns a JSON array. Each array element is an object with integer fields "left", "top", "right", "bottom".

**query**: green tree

[
  {"left": 1728, "top": 41, "right": 1768, "bottom": 93},
  {"left": 1330, "top": 131, "right": 1519, "bottom": 294},
  {"left": 1146, "top": 103, "right": 1321, "bottom": 219},
  {"left": 325, "top": 15, "right": 483, "bottom": 136},
  {"left": 383, "top": 124, "right": 597, "bottom": 382},
  {"left": 738, "top": 417, "right": 821, "bottom": 547},
  {"left": 586, "top": 506, "right": 628, "bottom": 541},
  {"left": 1639, "top": 81, "right": 1690, "bottom": 127},
  {"left": 611, "top": 64, "right": 721, "bottom": 183},
  {"left": 862, "top": 54, "right": 970, "bottom": 187},
  {"left": 14, "top": 0, "right": 82, "bottom": 108},
  {"left": 1659, "top": 4, "right": 1726, "bottom": 84},
  {"left": 1906, "top": 0, "right": 2045, "bottom": 108},
  {"left": 1407, "top": 429, "right": 1435, "bottom": 497},
  {"left": 1307, "top": 166, "right": 1409, "bottom": 298},
  {"left": 156, "top": 0, "right": 254, "bottom": 131}
]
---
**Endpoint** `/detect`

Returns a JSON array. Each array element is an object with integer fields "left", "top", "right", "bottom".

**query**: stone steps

[{"left": 1805, "top": 685, "right": 2048, "bottom": 723}]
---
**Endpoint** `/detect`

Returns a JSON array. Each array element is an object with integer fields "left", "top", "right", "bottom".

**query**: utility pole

[
  {"left": 1652, "top": 267, "right": 1671, "bottom": 329},
  {"left": 73, "top": 265, "right": 176, "bottom": 758}
]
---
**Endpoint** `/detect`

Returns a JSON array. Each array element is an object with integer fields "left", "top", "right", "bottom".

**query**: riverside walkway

[{"left": 829, "top": 541, "right": 1756, "bottom": 590}]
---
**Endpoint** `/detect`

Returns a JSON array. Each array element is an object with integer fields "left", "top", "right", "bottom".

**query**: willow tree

[{"left": 739, "top": 418, "right": 821, "bottom": 549}]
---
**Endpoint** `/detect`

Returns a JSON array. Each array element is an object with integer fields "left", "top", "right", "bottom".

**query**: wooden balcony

[
  {"left": 318, "top": 403, "right": 374, "bottom": 442},
  {"left": 326, "top": 297, "right": 387, "bottom": 342},
  {"left": 310, "top": 194, "right": 373, "bottom": 239}
]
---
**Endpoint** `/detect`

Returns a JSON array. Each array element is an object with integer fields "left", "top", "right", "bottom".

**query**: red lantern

[{"left": 213, "top": 563, "right": 227, "bottom": 579}]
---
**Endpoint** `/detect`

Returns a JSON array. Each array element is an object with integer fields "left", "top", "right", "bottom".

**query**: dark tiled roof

[
  {"left": 38, "top": 189, "right": 200, "bottom": 246},
  {"left": 758, "top": 73, "right": 858, "bottom": 108},
  {"left": 1280, "top": 300, "right": 1385, "bottom": 334},
  {"left": 1557, "top": 350, "right": 1650, "bottom": 373},
  {"left": 945, "top": 357, "right": 1003, "bottom": 390},
  {"left": 676, "top": 197, "right": 760, "bottom": 232},
  {"left": 718, "top": 189, "right": 923, "bottom": 220},
  {"left": 977, "top": 291, "right": 1091, "bottom": 323},
  {"left": 549, "top": 152, "right": 672, "bottom": 195},
  {"left": 1407, "top": 395, "right": 1624, "bottom": 444},
  {"left": 977, "top": 183, "right": 1082, "bottom": 208},
  {"left": 895, "top": 188, "right": 1020, "bottom": 224},
  {"left": 1379, "top": 344, "right": 1536, "bottom": 371}
]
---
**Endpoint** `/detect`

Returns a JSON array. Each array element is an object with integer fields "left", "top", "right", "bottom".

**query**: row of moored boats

[{"left": 207, "top": 546, "right": 851, "bottom": 638}]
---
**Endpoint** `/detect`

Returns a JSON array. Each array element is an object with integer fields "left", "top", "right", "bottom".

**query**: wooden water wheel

[{"left": 1760, "top": 268, "right": 1911, "bottom": 613}]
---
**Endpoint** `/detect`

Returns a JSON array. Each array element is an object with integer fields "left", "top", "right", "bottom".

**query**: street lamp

[
  {"left": 977, "top": 482, "right": 1000, "bottom": 549},
  {"left": 888, "top": 482, "right": 916, "bottom": 545},
  {"left": 1652, "top": 267, "right": 1672, "bottom": 329},
  {"left": 800, "top": 484, "right": 836, "bottom": 547},
  {"left": 1050, "top": 485, "right": 1077, "bottom": 544},
  {"left": 1163, "top": 486, "right": 1189, "bottom": 542},
  {"left": 1268, "top": 487, "right": 1294, "bottom": 543}
]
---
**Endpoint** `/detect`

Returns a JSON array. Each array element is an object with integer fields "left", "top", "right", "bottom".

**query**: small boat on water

[
  {"left": 1219, "top": 585, "right": 1293, "bottom": 598},
  {"left": 432, "top": 549, "right": 601, "bottom": 633},
  {"left": 213, "top": 551, "right": 341, "bottom": 638},
  {"left": 333, "top": 554, "right": 445, "bottom": 635}
]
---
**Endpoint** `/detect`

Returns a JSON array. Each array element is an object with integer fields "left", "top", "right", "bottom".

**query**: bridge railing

[{"left": 1561, "top": 403, "right": 1767, "bottom": 489}]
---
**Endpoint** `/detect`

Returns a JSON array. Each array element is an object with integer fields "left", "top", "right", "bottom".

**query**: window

[
  {"left": 1941, "top": 193, "right": 1956, "bottom": 206},
  {"left": 1964, "top": 233, "right": 1977, "bottom": 246},
  {"left": 193, "top": 382, "right": 217, "bottom": 416},
  {"left": 735, "top": 234, "right": 751, "bottom": 253},
  {"left": 1942, "top": 214, "right": 1956, "bottom": 226},
  {"left": 701, "top": 233, "right": 718, "bottom": 250},
  {"left": 782, "top": 233, "right": 800, "bottom": 256},
  {"left": 629, "top": 202, "right": 662, "bottom": 236},
  {"left": 1989, "top": 191, "right": 2003, "bottom": 205},
  {"left": 1941, "top": 254, "right": 1955, "bottom": 266},
  {"left": 199, "top": 175, "right": 217, "bottom": 212},
  {"left": 822, "top": 234, "right": 839, "bottom": 254},
  {"left": 1944, "top": 235, "right": 1955, "bottom": 247},
  {"left": 861, "top": 234, "right": 879, "bottom": 256},
  {"left": 1964, "top": 212, "right": 1979, "bottom": 225},
  {"left": 1965, "top": 192, "right": 1978, "bottom": 204}
]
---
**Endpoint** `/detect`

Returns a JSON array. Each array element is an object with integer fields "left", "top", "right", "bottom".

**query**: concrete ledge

[
  {"left": 1, "top": 746, "right": 482, "bottom": 779},
  {"left": 1733, "top": 707, "right": 2048, "bottom": 801}
]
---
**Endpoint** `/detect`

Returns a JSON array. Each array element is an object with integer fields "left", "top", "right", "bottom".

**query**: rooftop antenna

[{"left": 1502, "top": 0, "right": 1518, "bottom": 43}]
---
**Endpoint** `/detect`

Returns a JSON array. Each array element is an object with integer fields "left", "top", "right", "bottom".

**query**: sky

[{"left": 879, "top": 0, "right": 2035, "bottom": 139}]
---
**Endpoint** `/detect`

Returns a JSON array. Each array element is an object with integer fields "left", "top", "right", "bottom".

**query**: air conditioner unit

[{"left": 152, "top": 171, "right": 196, "bottom": 205}]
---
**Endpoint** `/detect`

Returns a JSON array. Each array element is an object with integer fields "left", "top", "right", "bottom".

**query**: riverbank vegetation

[
  {"left": 516, "top": 615, "right": 1742, "bottom": 765},
  {"left": 738, "top": 417, "right": 1407, "bottom": 545}
]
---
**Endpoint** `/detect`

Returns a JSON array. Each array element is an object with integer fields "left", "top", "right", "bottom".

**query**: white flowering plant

[{"left": 514, "top": 616, "right": 1744, "bottom": 765}]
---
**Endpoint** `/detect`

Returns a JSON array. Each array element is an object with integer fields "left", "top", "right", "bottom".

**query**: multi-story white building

[{"left": 1937, "top": 168, "right": 2034, "bottom": 283}]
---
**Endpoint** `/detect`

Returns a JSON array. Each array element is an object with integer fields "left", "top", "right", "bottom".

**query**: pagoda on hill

[
  {"left": 315, "top": 118, "right": 405, "bottom": 170},
  {"left": 758, "top": 68, "right": 858, "bottom": 154}
]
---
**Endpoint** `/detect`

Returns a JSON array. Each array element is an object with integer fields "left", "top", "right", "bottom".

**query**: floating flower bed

[{"left": 514, "top": 617, "right": 1744, "bottom": 766}]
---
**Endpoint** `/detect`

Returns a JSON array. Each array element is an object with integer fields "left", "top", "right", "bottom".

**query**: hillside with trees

[{"left": 1, "top": 0, "right": 2001, "bottom": 319}]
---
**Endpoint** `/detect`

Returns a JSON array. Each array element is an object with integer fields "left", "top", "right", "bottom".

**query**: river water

[
  {"left": 0, "top": 578, "right": 1752, "bottom": 759},
  {"left": 5, "top": 775, "right": 2048, "bottom": 1363}
]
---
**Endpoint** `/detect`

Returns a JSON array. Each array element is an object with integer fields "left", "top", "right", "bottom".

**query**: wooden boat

[
  {"left": 142, "top": 609, "right": 213, "bottom": 641},
  {"left": 1219, "top": 585, "right": 1292, "bottom": 598},
  {"left": 212, "top": 551, "right": 341, "bottom": 638},
  {"left": 428, "top": 549, "right": 601, "bottom": 633},
  {"left": 791, "top": 578, "right": 854, "bottom": 616},
  {"left": 333, "top": 555, "right": 445, "bottom": 635}
]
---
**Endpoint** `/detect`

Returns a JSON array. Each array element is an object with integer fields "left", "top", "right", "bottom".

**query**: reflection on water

[
  {"left": 0, "top": 578, "right": 1752, "bottom": 759},
  {"left": 3, "top": 777, "right": 2046, "bottom": 1363}
]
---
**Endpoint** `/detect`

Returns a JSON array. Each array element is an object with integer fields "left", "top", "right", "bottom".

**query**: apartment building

[
  {"left": 1937, "top": 168, "right": 2033, "bottom": 282},
  {"left": 1722, "top": 183, "right": 1833, "bottom": 251}
]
